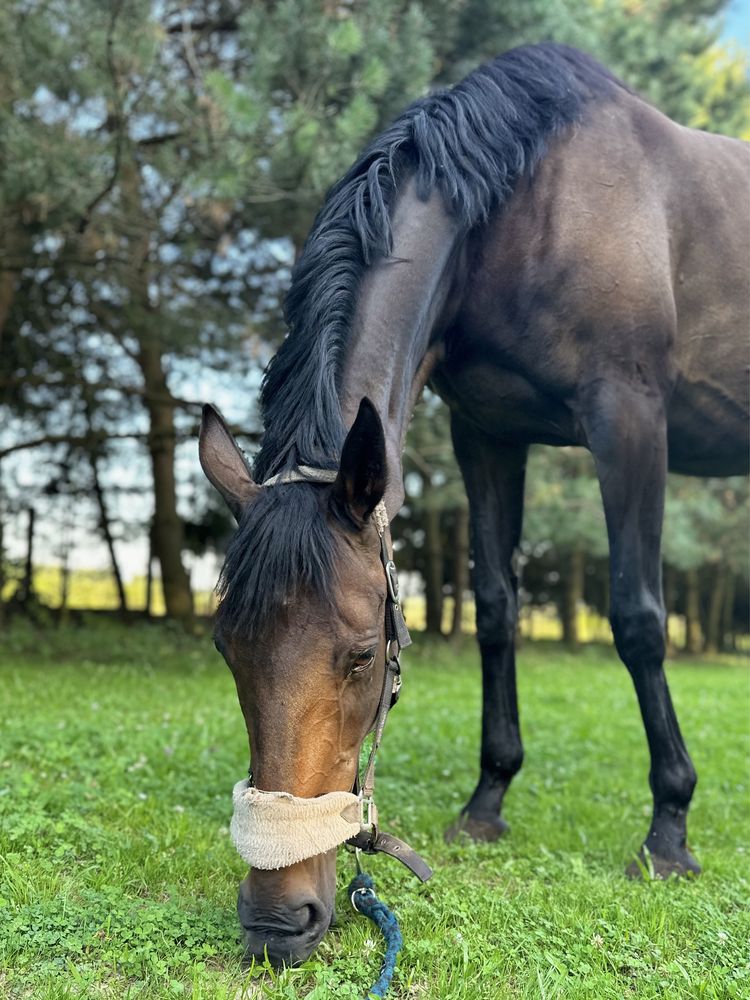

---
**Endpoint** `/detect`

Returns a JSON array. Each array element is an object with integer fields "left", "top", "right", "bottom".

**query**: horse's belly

[{"left": 666, "top": 371, "right": 749, "bottom": 476}]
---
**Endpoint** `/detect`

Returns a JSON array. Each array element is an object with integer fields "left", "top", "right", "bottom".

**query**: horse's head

[{"left": 199, "top": 399, "right": 393, "bottom": 966}]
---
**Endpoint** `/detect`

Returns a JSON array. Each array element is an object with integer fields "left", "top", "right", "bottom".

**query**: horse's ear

[
  {"left": 199, "top": 404, "right": 259, "bottom": 521},
  {"left": 333, "top": 398, "right": 387, "bottom": 527}
]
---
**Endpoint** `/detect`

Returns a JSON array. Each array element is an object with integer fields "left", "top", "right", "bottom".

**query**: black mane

[{"left": 218, "top": 44, "right": 626, "bottom": 637}]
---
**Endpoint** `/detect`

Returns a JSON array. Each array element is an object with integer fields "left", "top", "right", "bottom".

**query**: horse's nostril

[
  {"left": 240, "top": 895, "right": 332, "bottom": 968},
  {"left": 297, "top": 897, "right": 330, "bottom": 938}
]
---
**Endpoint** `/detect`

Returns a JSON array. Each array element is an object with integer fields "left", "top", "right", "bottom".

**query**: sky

[{"left": 724, "top": 0, "right": 749, "bottom": 45}]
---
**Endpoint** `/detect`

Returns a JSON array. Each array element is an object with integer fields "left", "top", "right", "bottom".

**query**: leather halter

[
  {"left": 345, "top": 531, "right": 431, "bottom": 881},
  {"left": 254, "top": 467, "right": 433, "bottom": 882}
]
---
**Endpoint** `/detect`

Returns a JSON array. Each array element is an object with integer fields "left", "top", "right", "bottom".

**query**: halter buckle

[
  {"left": 359, "top": 794, "right": 378, "bottom": 834},
  {"left": 385, "top": 559, "right": 400, "bottom": 603}
]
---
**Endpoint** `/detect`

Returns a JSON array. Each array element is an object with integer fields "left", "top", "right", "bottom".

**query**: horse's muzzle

[{"left": 238, "top": 881, "right": 333, "bottom": 967}]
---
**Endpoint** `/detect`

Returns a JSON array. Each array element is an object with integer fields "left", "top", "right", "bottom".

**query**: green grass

[{"left": 1, "top": 622, "right": 748, "bottom": 999}]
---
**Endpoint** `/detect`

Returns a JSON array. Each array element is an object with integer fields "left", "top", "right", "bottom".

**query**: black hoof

[
  {"left": 444, "top": 812, "right": 509, "bottom": 844},
  {"left": 626, "top": 846, "right": 701, "bottom": 880}
]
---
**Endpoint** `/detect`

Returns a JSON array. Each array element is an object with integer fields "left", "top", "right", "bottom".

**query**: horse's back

[{"left": 446, "top": 89, "right": 749, "bottom": 474}]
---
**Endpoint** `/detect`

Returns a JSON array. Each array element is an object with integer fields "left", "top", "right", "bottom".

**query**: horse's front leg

[
  {"left": 580, "top": 379, "right": 700, "bottom": 877},
  {"left": 445, "top": 418, "right": 527, "bottom": 843}
]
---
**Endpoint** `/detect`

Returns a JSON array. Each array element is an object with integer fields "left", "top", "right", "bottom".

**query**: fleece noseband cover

[{"left": 230, "top": 778, "right": 362, "bottom": 870}]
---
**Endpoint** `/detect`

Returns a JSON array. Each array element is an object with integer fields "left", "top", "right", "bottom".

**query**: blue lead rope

[{"left": 348, "top": 872, "right": 403, "bottom": 998}]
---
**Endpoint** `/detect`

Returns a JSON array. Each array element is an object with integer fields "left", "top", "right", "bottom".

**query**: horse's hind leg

[
  {"left": 445, "top": 417, "right": 527, "bottom": 843},
  {"left": 580, "top": 380, "right": 700, "bottom": 877}
]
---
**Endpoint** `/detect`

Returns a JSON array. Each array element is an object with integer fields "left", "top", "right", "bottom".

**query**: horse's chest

[{"left": 431, "top": 351, "right": 580, "bottom": 447}]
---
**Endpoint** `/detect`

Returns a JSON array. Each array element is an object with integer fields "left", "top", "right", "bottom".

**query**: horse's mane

[{"left": 218, "top": 43, "right": 626, "bottom": 637}]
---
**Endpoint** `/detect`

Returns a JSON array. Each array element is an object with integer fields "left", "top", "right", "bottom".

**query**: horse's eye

[{"left": 350, "top": 648, "right": 376, "bottom": 674}]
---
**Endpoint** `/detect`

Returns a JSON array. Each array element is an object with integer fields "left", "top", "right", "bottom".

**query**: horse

[{"left": 199, "top": 43, "right": 749, "bottom": 967}]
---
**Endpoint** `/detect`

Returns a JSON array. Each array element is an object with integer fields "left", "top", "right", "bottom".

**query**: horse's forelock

[{"left": 217, "top": 484, "right": 340, "bottom": 640}]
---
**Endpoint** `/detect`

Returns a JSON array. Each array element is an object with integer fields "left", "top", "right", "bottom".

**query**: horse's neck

[{"left": 339, "top": 180, "right": 462, "bottom": 515}]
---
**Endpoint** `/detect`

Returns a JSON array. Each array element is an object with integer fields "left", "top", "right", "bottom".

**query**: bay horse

[{"left": 199, "top": 43, "right": 749, "bottom": 966}]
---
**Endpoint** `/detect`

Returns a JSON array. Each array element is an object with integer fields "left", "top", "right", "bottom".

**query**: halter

[{"left": 229, "top": 467, "right": 432, "bottom": 883}]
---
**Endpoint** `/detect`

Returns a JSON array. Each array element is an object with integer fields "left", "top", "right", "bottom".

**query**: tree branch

[
  {"left": 0, "top": 422, "right": 260, "bottom": 461},
  {"left": 0, "top": 372, "right": 211, "bottom": 412},
  {"left": 0, "top": 431, "right": 144, "bottom": 461},
  {"left": 78, "top": 0, "right": 126, "bottom": 233},
  {"left": 164, "top": 15, "right": 239, "bottom": 35},
  {"left": 137, "top": 131, "right": 184, "bottom": 147}
]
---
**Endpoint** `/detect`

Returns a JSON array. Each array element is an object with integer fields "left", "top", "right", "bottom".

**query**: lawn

[{"left": 0, "top": 622, "right": 748, "bottom": 999}]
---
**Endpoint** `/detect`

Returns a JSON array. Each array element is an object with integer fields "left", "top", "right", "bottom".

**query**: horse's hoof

[
  {"left": 444, "top": 812, "right": 509, "bottom": 844},
  {"left": 625, "top": 847, "right": 701, "bottom": 880}
]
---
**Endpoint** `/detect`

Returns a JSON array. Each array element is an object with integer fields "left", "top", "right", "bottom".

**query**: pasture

[{"left": 1, "top": 623, "right": 748, "bottom": 999}]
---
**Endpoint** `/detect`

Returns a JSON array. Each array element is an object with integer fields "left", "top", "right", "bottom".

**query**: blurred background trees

[{"left": 1, "top": 0, "right": 747, "bottom": 649}]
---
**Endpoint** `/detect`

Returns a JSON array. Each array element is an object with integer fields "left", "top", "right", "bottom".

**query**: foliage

[
  {"left": 414, "top": 0, "right": 750, "bottom": 136},
  {"left": 663, "top": 477, "right": 750, "bottom": 574},
  {"left": 579, "top": 0, "right": 750, "bottom": 137},
  {"left": 1, "top": 0, "right": 748, "bottom": 628},
  {"left": 204, "top": 0, "right": 436, "bottom": 249},
  {"left": 1, "top": 625, "right": 749, "bottom": 998},
  {"left": 524, "top": 447, "right": 608, "bottom": 559}
]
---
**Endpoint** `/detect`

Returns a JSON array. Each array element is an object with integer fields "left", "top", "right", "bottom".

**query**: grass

[{"left": 0, "top": 621, "right": 748, "bottom": 999}]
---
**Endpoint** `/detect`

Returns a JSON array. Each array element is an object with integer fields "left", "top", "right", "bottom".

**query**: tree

[
  {"left": 203, "top": 0, "right": 437, "bottom": 250},
  {"left": 579, "top": 1, "right": 750, "bottom": 136},
  {"left": 400, "top": 393, "right": 467, "bottom": 636},
  {"left": 663, "top": 477, "right": 749, "bottom": 652},
  {"left": 1, "top": 1, "right": 442, "bottom": 623},
  {"left": 2, "top": 0, "right": 746, "bottom": 633},
  {"left": 521, "top": 448, "right": 609, "bottom": 647},
  {"left": 1, "top": 1, "right": 262, "bottom": 625}
]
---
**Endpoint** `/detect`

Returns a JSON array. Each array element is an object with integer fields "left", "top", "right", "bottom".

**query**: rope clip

[{"left": 350, "top": 884, "right": 375, "bottom": 912}]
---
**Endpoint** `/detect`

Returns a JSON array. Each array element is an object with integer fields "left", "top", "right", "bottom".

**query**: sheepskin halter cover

[{"left": 230, "top": 779, "right": 363, "bottom": 870}]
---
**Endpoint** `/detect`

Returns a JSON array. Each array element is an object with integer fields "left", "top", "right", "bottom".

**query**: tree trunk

[
  {"left": 450, "top": 505, "right": 469, "bottom": 637},
  {"left": 21, "top": 507, "right": 35, "bottom": 603},
  {"left": 603, "top": 567, "right": 610, "bottom": 624},
  {"left": 0, "top": 270, "right": 16, "bottom": 347},
  {"left": 684, "top": 568, "right": 703, "bottom": 654},
  {"left": 90, "top": 454, "right": 128, "bottom": 614},
  {"left": 422, "top": 480, "right": 443, "bottom": 635},
  {"left": 704, "top": 562, "right": 727, "bottom": 655},
  {"left": 561, "top": 546, "right": 584, "bottom": 648},
  {"left": 145, "top": 524, "right": 154, "bottom": 618},
  {"left": 118, "top": 152, "right": 192, "bottom": 627},
  {"left": 81, "top": 393, "right": 129, "bottom": 616},
  {"left": 721, "top": 571, "right": 736, "bottom": 652},
  {"left": 0, "top": 492, "right": 5, "bottom": 626},
  {"left": 59, "top": 538, "right": 71, "bottom": 627},
  {"left": 137, "top": 342, "right": 193, "bottom": 627},
  {"left": 663, "top": 562, "right": 677, "bottom": 655}
]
